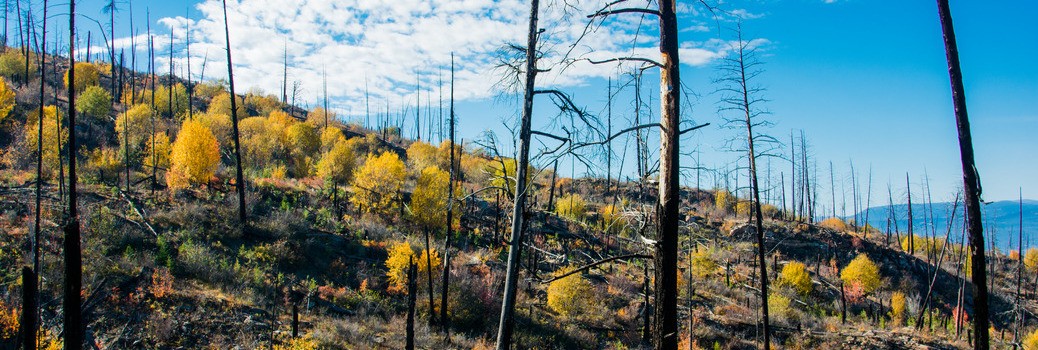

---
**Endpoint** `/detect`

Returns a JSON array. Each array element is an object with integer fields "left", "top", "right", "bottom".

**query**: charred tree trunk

[
  {"left": 20, "top": 266, "right": 37, "bottom": 350},
  {"left": 936, "top": 1, "right": 989, "bottom": 347},
  {"left": 653, "top": 1, "right": 681, "bottom": 348},
  {"left": 494, "top": 1, "right": 539, "bottom": 348},
  {"left": 907, "top": 173, "right": 914, "bottom": 254},
  {"left": 64, "top": 1, "right": 84, "bottom": 347},
  {"left": 406, "top": 257, "right": 416, "bottom": 350},
  {"left": 222, "top": 0, "right": 248, "bottom": 226},
  {"left": 439, "top": 54, "right": 456, "bottom": 336}
]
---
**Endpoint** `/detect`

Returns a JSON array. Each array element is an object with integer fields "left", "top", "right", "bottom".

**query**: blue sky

[{"left": 37, "top": 0, "right": 1038, "bottom": 213}]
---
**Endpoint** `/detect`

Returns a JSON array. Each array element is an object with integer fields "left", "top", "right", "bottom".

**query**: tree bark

[
  {"left": 653, "top": 1, "right": 681, "bottom": 349},
  {"left": 494, "top": 1, "right": 539, "bottom": 348},
  {"left": 440, "top": 54, "right": 456, "bottom": 336},
  {"left": 64, "top": 1, "right": 84, "bottom": 347},
  {"left": 21, "top": 266, "right": 37, "bottom": 350},
  {"left": 936, "top": 1, "right": 989, "bottom": 348},
  {"left": 406, "top": 257, "right": 416, "bottom": 350},
  {"left": 222, "top": 0, "right": 248, "bottom": 226}
]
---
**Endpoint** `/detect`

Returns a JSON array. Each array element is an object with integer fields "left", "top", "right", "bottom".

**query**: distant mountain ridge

[{"left": 848, "top": 199, "right": 1038, "bottom": 250}]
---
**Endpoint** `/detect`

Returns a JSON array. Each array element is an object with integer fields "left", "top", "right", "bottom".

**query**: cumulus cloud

[{"left": 113, "top": 0, "right": 764, "bottom": 117}]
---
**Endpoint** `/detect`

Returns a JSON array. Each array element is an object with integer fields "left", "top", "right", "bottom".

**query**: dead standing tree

[
  {"left": 221, "top": 0, "right": 248, "bottom": 225},
  {"left": 716, "top": 25, "right": 781, "bottom": 349},
  {"left": 64, "top": 0, "right": 84, "bottom": 347},
  {"left": 574, "top": 0, "right": 707, "bottom": 347},
  {"left": 935, "top": 0, "right": 989, "bottom": 348}
]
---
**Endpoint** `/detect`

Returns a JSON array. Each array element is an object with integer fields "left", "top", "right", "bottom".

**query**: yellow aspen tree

[{"left": 167, "top": 119, "right": 220, "bottom": 189}]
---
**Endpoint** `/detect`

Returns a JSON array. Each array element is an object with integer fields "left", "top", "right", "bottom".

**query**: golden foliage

[
  {"left": 207, "top": 92, "right": 246, "bottom": 117},
  {"left": 406, "top": 141, "right": 439, "bottom": 173},
  {"left": 319, "top": 127, "right": 343, "bottom": 153},
  {"left": 143, "top": 132, "right": 173, "bottom": 171},
  {"left": 24, "top": 105, "right": 67, "bottom": 179},
  {"left": 115, "top": 104, "right": 156, "bottom": 165},
  {"left": 600, "top": 203, "right": 624, "bottom": 232},
  {"left": 145, "top": 83, "right": 189, "bottom": 118},
  {"left": 819, "top": 217, "right": 849, "bottom": 232},
  {"left": 555, "top": 193, "right": 587, "bottom": 221},
  {"left": 488, "top": 157, "right": 531, "bottom": 197},
  {"left": 768, "top": 292, "right": 792, "bottom": 321},
  {"left": 192, "top": 112, "right": 232, "bottom": 146},
  {"left": 841, "top": 254, "right": 881, "bottom": 295},
  {"left": 244, "top": 92, "right": 280, "bottom": 117},
  {"left": 690, "top": 247, "right": 719, "bottom": 278},
  {"left": 889, "top": 291, "right": 907, "bottom": 326},
  {"left": 350, "top": 152, "right": 406, "bottom": 215},
  {"left": 239, "top": 116, "right": 273, "bottom": 170},
  {"left": 1024, "top": 248, "right": 1038, "bottom": 273},
  {"left": 0, "top": 299, "right": 17, "bottom": 340},
  {"left": 63, "top": 62, "right": 101, "bottom": 93},
  {"left": 307, "top": 107, "right": 337, "bottom": 127},
  {"left": 0, "top": 78, "right": 14, "bottom": 122},
  {"left": 546, "top": 268, "right": 595, "bottom": 318},
  {"left": 0, "top": 48, "right": 35, "bottom": 81},
  {"left": 410, "top": 166, "right": 459, "bottom": 230},
  {"left": 316, "top": 137, "right": 357, "bottom": 185},
  {"left": 779, "top": 262, "right": 812, "bottom": 296},
  {"left": 286, "top": 122, "right": 319, "bottom": 177},
  {"left": 168, "top": 119, "right": 220, "bottom": 189},
  {"left": 273, "top": 335, "right": 319, "bottom": 350},
  {"left": 714, "top": 189, "right": 734, "bottom": 213},
  {"left": 1024, "top": 328, "right": 1038, "bottom": 350},
  {"left": 86, "top": 147, "right": 123, "bottom": 181},
  {"left": 384, "top": 241, "right": 441, "bottom": 293}
]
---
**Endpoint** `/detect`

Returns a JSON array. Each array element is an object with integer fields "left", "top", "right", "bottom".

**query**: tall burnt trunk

[
  {"left": 494, "top": 1, "right": 539, "bottom": 348},
  {"left": 936, "top": 1, "right": 989, "bottom": 348},
  {"left": 653, "top": 1, "right": 681, "bottom": 348},
  {"left": 63, "top": 0, "right": 84, "bottom": 347},
  {"left": 222, "top": 0, "right": 248, "bottom": 226}
]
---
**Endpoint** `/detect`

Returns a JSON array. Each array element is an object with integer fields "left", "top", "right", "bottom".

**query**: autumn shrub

[
  {"left": 761, "top": 204, "right": 779, "bottom": 218},
  {"left": 24, "top": 105, "right": 67, "bottom": 179},
  {"left": 176, "top": 240, "right": 233, "bottom": 284},
  {"left": 142, "top": 132, "right": 172, "bottom": 174},
  {"left": 319, "top": 126, "right": 343, "bottom": 153},
  {"left": 145, "top": 83, "right": 189, "bottom": 118},
  {"left": 546, "top": 267, "right": 596, "bottom": 318},
  {"left": 76, "top": 85, "right": 112, "bottom": 121},
  {"left": 410, "top": 166, "right": 459, "bottom": 230},
  {"left": 350, "top": 152, "right": 406, "bottom": 216},
  {"left": 1024, "top": 328, "right": 1038, "bottom": 350},
  {"left": 714, "top": 189, "right": 734, "bottom": 213},
  {"left": 779, "top": 261, "right": 812, "bottom": 296},
  {"left": 841, "top": 254, "right": 881, "bottom": 297},
  {"left": 84, "top": 147, "right": 123, "bottom": 184},
  {"left": 889, "top": 291, "right": 907, "bottom": 327},
  {"left": 115, "top": 104, "right": 155, "bottom": 166},
  {"left": 1024, "top": 248, "right": 1038, "bottom": 273},
  {"left": 600, "top": 203, "right": 624, "bottom": 233},
  {"left": 819, "top": 217, "right": 849, "bottom": 232},
  {"left": 384, "top": 241, "right": 440, "bottom": 293},
  {"left": 206, "top": 92, "right": 247, "bottom": 118},
  {"left": 0, "top": 78, "right": 14, "bottom": 123},
  {"left": 690, "top": 247, "right": 719, "bottom": 278},
  {"left": 768, "top": 292, "right": 794, "bottom": 324},
  {"left": 316, "top": 136, "right": 357, "bottom": 186},
  {"left": 167, "top": 119, "right": 221, "bottom": 189},
  {"left": 64, "top": 62, "right": 101, "bottom": 93},
  {"left": 406, "top": 140, "right": 439, "bottom": 172},
  {"left": 0, "top": 299, "right": 17, "bottom": 340},
  {"left": 555, "top": 193, "right": 587, "bottom": 221},
  {"left": 0, "top": 48, "right": 35, "bottom": 81}
]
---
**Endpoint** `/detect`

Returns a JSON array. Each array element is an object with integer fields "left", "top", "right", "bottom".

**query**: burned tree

[
  {"left": 716, "top": 25, "right": 780, "bottom": 349},
  {"left": 64, "top": 0, "right": 84, "bottom": 347},
  {"left": 935, "top": 0, "right": 989, "bottom": 348},
  {"left": 221, "top": 0, "right": 247, "bottom": 225}
]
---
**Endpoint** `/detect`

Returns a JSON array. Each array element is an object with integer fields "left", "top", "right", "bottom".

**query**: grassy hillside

[{"left": 0, "top": 48, "right": 1036, "bottom": 350}]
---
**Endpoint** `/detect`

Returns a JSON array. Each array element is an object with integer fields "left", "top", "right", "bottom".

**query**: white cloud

[{"left": 117, "top": 0, "right": 762, "bottom": 118}]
